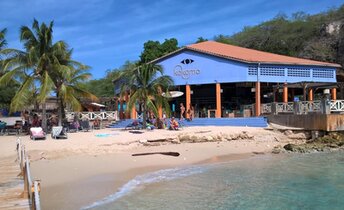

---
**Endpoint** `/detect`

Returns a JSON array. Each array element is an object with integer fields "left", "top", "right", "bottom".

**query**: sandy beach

[{"left": 0, "top": 126, "right": 296, "bottom": 210}]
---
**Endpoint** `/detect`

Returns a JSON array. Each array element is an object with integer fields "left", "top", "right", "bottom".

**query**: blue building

[{"left": 153, "top": 41, "right": 341, "bottom": 118}]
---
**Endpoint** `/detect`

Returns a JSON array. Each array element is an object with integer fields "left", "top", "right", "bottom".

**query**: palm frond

[
  {"left": 37, "top": 71, "right": 54, "bottom": 102},
  {"left": 10, "top": 77, "right": 35, "bottom": 112}
]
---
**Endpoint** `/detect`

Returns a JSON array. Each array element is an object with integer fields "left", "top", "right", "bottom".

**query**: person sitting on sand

[
  {"left": 169, "top": 117, "right": 179, "bottom": 130},
  {"left": 93, "top": 117, "right": 101, "bottom": 129}
]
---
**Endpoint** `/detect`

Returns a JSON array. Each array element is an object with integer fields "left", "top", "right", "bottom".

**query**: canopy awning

[
  {"left": 91, "top": 102, "right": 106, "bottom": 107},
  {"left": 162, "top": 91, "right": 184, "bottom": 98}
]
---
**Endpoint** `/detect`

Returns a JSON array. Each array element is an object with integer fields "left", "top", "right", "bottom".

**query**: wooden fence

[{"left": 16, "top": 137, "right": 41, "bottom": 210}]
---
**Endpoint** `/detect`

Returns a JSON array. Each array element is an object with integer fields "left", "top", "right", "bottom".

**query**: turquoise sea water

[{"left": 83, "top": 152, "right": 344, "bottom": 210}]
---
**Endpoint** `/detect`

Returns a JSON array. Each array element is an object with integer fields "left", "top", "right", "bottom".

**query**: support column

[
  {"left": 331, "top": 88, "right": 337, "bottom": 100},
  {"left": 216, "top": 83, "right": 222, "bottom": 118},
  {"left": 119, "top": 98, "right": 124, "bottom": 120},
  {"left": 158, "top": 106, "right": 163, "bottom": 119},
  {"left": 131, "top": 107, "right": 136, "bottom": 119},
  {"left": 308, "top": 89, "right": 313, "bottom": 101},
  {"left": 255, "top": 82, "right": 261, "bottom": 116},
  {"left": 291, "top": 89, "right": 295, "bottom": 101},
  {"left": 186, "top": 84, "right": 191, "bottom": 119},
  {"left": 273, "top": 87, "right": 277, "bottom": 102},
  {"left": 157, "top": 86, "right": 163, "bottom": 119},
  {"left": 115, "top": 99, "right": 119, "bottom": 111},
  {"left": 283, "top": 83, "right": 288, "bottom": 103},
  {"left": 125, "top": 92, "right": 130, "bottom": 119}
]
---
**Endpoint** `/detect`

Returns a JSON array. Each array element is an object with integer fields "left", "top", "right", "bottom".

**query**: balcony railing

[
  {"left": 245, "top": 100, "right": 344, "bottom": 115},
  {"left": 65, "top": 111, "right": 119, "bottom": 121}
]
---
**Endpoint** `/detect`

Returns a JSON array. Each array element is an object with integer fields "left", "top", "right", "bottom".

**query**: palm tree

[
  {"left": 51, "top": 48, "right": 97, "bottom": 125},
  {"left": 0, "top": 28, "right": 8, "bottom": 75},
  {"left": 0, "top": 19, "right": 96, "bottom": 130},
  {"left": 0, "top": 20, "right": 59, "bottom": 131},
  {"left": 115, "top": 63, "right": 174, "bottom": 128}
]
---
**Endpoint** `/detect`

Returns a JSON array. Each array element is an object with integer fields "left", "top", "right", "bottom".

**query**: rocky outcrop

[
  {"left": 139, "top": 131, "right": 255, "bottom": 146},
  {"left": 283, "top": 130, "right": 311, "bottom": 140},
  {"left": 282, "top": 132, "right": 344, "bottom": 153},
  {"left": 176, "top": 131, "right": 254, "bottom": 143}
]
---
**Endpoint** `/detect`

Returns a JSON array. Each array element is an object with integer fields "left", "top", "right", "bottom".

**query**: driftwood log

[{"left": 132, "top": 152, "right": 180, "bottom": 157}]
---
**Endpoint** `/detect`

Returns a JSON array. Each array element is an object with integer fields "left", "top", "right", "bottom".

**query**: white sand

[{"left": 0, "top": 126, "right": 294, "bottom": 210}]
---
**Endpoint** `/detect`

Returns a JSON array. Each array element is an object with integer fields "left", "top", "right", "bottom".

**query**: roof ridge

[{"left": 186, "top": 41, "right": 341, "bottom": 68}]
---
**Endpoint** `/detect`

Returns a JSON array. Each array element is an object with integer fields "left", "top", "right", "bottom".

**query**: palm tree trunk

[
  {"left": 58, "top": 98, "right": 63, "bottom": 126},
  {"left": 142, "top": 100, "right": 147, "bottom": 129},
  {"left": 41, "top": 102, "right": 47, "bottom": 132}
]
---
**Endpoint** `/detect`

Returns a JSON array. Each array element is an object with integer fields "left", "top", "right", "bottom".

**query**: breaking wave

[{"left": 81, "top": 165, "right": 208, "bottom": 209}]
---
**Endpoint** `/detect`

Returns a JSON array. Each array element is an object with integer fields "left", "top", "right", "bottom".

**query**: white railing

[
  {"left": 299, "top": 101, "right": 322, "bottom": 113},
  {"left": 330, "top": 100, "right": 344, "bottom": 112},
  {"left": 66, "top": 111, "right": 119, "bottom": 121},
  {"left": 276, "top": 102, "right": 294, "bottom": 113},
  {"left": 244, "top": 100, "right": 344, "bottom": 115},
  {"left": 261, "top": 103, "right": 272, "bottom": 114}
]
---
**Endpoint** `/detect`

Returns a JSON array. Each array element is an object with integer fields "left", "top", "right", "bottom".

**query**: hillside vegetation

[
  {"left": 88, "top": 5, "right": 344, "bottom": 97},
  {"left": 215, "top": 5, "right": 344, "bottom": 67}
]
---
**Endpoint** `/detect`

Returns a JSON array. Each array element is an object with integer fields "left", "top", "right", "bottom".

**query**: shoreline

[
  {"left": 0, "top": 125, "right": 298, "bottom": 209},
  {"left": 32, "top": 150, "right": 261, "bottom": 210}
]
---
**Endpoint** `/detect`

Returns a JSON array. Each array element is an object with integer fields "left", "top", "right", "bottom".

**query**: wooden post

[
  {"left": 283, "top": 83, "right": 288, "bottom": 103},
  {"left": 255, "top": 82, "right": 261, "bottom": 116},
  {"left": 331, "top": 88, "right": 337, "bottom": 100},
  {"left": 308, "top": 89, "right": 313, "bottom": 101},
  {"left": 186, "top": 84, "right": 191, "bottom": 119},
  {"left": 22, "top": 162, "right": 28, "bottom": 199}
]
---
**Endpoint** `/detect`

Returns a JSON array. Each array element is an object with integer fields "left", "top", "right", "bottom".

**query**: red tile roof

[{"left": 186, "top": 41, "right": 341, "bottom": 68}]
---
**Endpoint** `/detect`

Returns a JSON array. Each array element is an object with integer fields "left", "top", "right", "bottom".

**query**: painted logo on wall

[{"left": 173, "top": 58, "right": 200, "bottom": 79}]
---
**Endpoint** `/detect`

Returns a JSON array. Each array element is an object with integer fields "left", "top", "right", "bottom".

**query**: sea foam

[{"left": 81, "top": 165, "right": 207, "bottom": 209}]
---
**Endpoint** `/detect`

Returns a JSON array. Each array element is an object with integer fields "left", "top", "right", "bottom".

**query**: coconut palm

[
  {"left": 0, "top": 20, "right": 61, "bottom": 131},
  {"left": 115, "top": 63, "right": 174, "bottom": 128},
  {"left": 51, "top": 48, "right": 97, "bottom": 125},
  {"left": 0, "top": 28, "right": 7, "bottom": 74},
  {"left": 0, "top": 19, "right": 96, "bottom": 130}
]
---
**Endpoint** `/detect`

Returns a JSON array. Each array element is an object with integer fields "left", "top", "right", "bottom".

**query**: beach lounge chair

[
  {"left": 51, "top": 126, "right": 68, "bottom": 139},
  {"left": 80, "top": 120, "right": 91, "bottom": 132},
  {"left": 6, "top": 125, "right": 20, "bottom": 135},
  {"left": 30, "top": 127, "right": 46, "bottom": 140}
]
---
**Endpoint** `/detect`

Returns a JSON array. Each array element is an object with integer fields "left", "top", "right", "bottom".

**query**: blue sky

[{"left": 0, "top": 0, "right": 343, "bottom": 79}]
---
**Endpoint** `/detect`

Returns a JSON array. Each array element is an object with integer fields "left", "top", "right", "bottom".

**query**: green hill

[{"left": 215, "top": 5, "right": 344, "bottom": 68}]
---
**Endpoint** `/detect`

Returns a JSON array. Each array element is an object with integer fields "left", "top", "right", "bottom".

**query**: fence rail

[
  {"left": 330, "top": 100, "right": 344, "bottom": 112},
  {"left": 245, "top": 100, "right": 344, "bottom": 115},
  {"left": 16, "top": 137, "right": 41, "bottom": 210},
  {"left": 66, "top": 111, "right": 119, "bottom": 122}
]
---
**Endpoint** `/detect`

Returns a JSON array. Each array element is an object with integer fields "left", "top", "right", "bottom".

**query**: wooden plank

[{"left": 0, "top": 156, "right": 29, "bottom": 210}]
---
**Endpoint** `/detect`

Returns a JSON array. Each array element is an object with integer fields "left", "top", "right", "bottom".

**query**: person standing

[
  {"left": 189, "top": 105, "right": 194, "bottom": 121},
  {"left": 180, "top": 103, "right": 185, "bottom": 120}
]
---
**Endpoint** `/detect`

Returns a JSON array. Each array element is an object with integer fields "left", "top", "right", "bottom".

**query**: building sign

[{"left": 173, "top": 58, "right": 200, "bottom": 79}]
